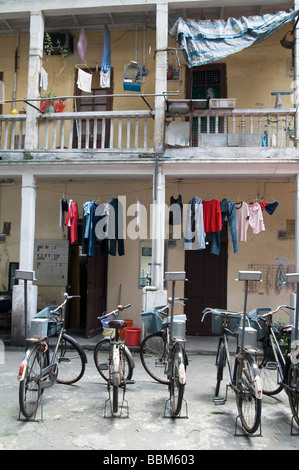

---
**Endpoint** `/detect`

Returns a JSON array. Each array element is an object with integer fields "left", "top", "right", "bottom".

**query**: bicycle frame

[
  {"left": 163, "top": 272, "right": 188, "bottom": 418},
  {"left": 18, "top": 294, "right": 87, "bottom": 420},
  {"left": 98, "top": 304, "right": 132, "bottom": 417}
]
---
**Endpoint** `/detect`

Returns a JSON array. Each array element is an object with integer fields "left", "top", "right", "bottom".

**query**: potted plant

[
  {"left": 40, "top": 92, "right": 57, "bottom": 113},
  {"left": 40, "top": 33, "right": 69, "bottom": 113}
]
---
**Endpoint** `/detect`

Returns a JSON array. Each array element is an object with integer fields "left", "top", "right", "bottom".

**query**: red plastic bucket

[
  {"left": 119, "top": 319, "right": 133, "bottom": 339},
  {"left": 125, "top": 327, "right": 141, "bottom": 346}
]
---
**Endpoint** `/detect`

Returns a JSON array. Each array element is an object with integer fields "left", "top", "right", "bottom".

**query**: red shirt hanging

[
  {"left": 202, "top": 199, "right": 222, "bottom": 232},
  {"left": 66, "top": 200, "right": 79, "bottom": 244}
]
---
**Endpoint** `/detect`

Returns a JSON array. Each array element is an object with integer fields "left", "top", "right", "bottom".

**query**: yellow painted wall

[
  {"left": 0, "top": 178, "right": 296, "bottom": 327},
  {"left": 165, "top": 180, "right": 296, "bottom": 322},
  {"left": 1, "top": 24, "right": 294, "bottom": 112},
  {"left": 0, "top": 24, "right": 297, "bottom": 330}
]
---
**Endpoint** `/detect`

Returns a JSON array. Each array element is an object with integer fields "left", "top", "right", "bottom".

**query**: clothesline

[
  {"left": 61, "top": 197, "right": 126, "bottom": 257},
  {"left": 176, "top": 195, "right": 279, "bottom": 255}
]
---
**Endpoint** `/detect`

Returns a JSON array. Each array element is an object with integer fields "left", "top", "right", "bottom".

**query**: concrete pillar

[
  {"left": 296, "top": 174, "right": 299, "bottom": 271},
  {"left": 11, "top": 174, "right": 37, "bottom": 346},
  {"left": 151, "top": 169, "right": 166, "bottom": 291},
  {"left": 294, "top": 1, "right": 299, "bottom": 142},
  {"left": 25, "top": 11, "right": 44, "bottom": 151},
  {"left": 154, "top": 2, "right": 168, "bottom": 153}
]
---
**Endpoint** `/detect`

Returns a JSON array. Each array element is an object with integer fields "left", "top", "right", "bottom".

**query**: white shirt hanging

[{"left": 77, "top": 68, "right": 92, "bottom": 93}]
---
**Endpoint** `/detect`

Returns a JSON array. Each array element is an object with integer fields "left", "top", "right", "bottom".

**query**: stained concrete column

[
  {"left": 296, "top": 175, "right": 299, "bottom": 271},
  {"left": 11, "top": 174, "right": 37, "bottom": 346},
  {"left": 154, "top": 2, "right": 168, "bottom": 153},
  {"left": 151, "top": 169, "right": 166, "bottom": 290},
  {"left": 25, "top": 11, "right": 44, "bottom": 151},
  {"left": 294, "top": 1, "right": 299, "bottom": 142}
]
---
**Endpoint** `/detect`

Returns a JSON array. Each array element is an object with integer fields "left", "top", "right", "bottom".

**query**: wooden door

[
  {"left": 86, "top": 244, "right": 108, "bottom": 338},
  {"left": 73, "top": 68, "right": 113, "bottom": 148},
  {"left": 184, "top": 223, "right": 228, "bottom": 335}
]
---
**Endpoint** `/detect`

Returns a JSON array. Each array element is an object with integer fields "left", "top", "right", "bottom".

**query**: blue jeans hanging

[{"left": 210, "top": 199, "right": 239, "bottom": 255}]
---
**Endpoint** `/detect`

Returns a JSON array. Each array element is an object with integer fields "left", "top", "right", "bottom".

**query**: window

[{"left": 186, "top": 64, "right": 227, "bottom": 144}]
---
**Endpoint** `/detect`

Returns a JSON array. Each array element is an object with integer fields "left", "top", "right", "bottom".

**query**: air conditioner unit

[{"left": 44, "top": 33, "right": 74, "bottom": 55}]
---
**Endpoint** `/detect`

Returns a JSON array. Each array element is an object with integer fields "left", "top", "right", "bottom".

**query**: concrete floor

[{"left": 1, "top": 346, "right": 299, "bottom": 451}]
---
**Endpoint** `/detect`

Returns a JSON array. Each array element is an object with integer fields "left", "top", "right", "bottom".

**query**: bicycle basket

[
  {"left": 211, "top": 310, "right": 242, "bottom": 335},
  {"left": 34, "top": 305, "right": 60, "bottom": 336},
  {"left": 163, "top": 314, "right": 187, "bottom": 340},
  {"left": 247, "top": 308, "right": 272, "bottom": 340},
  {"left": 141, "top": 306, "right": 166, "bottom": 334}
]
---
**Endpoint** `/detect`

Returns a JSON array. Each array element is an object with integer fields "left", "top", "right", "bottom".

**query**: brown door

[
  {"left": 184, "top": 223, "right": 228, "bottom": 335},
  {"left": 86, "top": 245, "right": 108, "bottom": 338},
  {"left": 73, "top": 68, "right": 113, "bottom": 148}
]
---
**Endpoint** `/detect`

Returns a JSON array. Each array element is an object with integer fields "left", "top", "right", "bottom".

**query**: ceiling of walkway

[{"left": 0, "top": 2, "right": 293, "bottom": 34}]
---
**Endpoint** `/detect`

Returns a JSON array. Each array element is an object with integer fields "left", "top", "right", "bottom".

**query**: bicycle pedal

[
  {"left": 125, "top": 380, "right": 135, "bottom": 385},
  {"left": 213, "top": 396, "right": 226, "bottom": 405}
]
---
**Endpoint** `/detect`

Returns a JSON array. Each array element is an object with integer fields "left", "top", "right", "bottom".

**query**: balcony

[
  {"left": 165, "top": 100, "right": 296, "bottom": 149},
  {"left": 0, "top": 108, "right": 154, "bottom": 159},
  {"left": 0, "top": 104, "right": 297, "bottom": 160}
]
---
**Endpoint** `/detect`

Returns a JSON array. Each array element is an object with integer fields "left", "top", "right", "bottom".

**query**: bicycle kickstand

[
  {"left": 18, "top": 401, "right": 44, "bottom": 423},
  {"left": 213, "top": 383, "right": 229, "bottom": 405},
  {"left": 104, "top": 383, "right": 129, "bottom": 419},
  {"left": 291, "top": 414, "right": 299, "bottom": 436},
  {"left": 163, "top": 397, "right": 188, "bottom": 419},
  {"left": 234, "top": 413, "right": 262, "bottom": 437}
]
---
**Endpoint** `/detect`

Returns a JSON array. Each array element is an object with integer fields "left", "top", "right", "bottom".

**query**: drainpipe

[
  {"left": 141, "top": 286, "right": 158, "bottom": 340},
  {"left": 12, "top": 31, "right": 20, "bottom": 108}
]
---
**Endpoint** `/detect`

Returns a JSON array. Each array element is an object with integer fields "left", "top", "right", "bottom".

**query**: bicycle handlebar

[
  {"left": 50, "top": 293, "right": 81, "bottom": 315},
  {"left": 258, "top": 304, "right": 294, "bottom": 319},
  {"left": 98, "top": 303, "right": 131, "bottom": 321},
  {"left": 157, "top": 298, "right": 188, "bottom": 315},
  {"left": 201, "top": 307, "right": 242, "bottom": 322}
]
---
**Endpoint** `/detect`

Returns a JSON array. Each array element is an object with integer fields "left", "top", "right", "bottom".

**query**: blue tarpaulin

[{"left": 169, "top": 9, "right": 299, "bottom": 67}]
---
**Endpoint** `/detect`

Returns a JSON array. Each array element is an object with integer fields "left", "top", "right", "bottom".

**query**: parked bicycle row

[{"left": 17, "top": 270, "right": 299, "bottom": 436}]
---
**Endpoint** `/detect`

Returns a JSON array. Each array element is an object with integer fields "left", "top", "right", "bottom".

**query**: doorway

[
  {"left": 69, "top": 230, "right": 108, "bottom": 338},
  {"left": 73, "top": 67, "right": 114, "bottom": 148},
  {"left": 184, "top": 223, "right": 228, "bottom": 335},
  {"left": 186, "top": 63, "right": 227, "bottom": 145}
]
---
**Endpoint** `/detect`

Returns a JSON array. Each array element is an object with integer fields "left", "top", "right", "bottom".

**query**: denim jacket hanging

[{"left": 183, "top": 197, "right": 205, "bottom": 250}]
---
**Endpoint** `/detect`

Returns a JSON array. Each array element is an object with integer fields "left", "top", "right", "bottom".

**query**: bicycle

[
  {"left": 18, "top": 293, "right": 87, "bottom": 420},
  {"left": 247, "top": 288, "right": 299, "bottom": 432},
  {"left": 247, "top": 304, "right": 294, "bottom": 397},
  {"left": 140, "top": 271, "right": 188, "bottom": 418},
  {"left": 202, "top": 271, "right": 263, "bottom": 435},
  {"left": 93, "top": 304, "right": 135, "bottom": 417}
]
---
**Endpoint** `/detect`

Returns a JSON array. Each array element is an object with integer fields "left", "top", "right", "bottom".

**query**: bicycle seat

[{"left": 108, "top": 319, "right": 127, "bottom": 330}]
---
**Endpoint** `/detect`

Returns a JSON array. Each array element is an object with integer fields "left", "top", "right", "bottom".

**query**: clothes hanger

[{"left": 75, "top": 61, "right": 93, "bottom": 75}]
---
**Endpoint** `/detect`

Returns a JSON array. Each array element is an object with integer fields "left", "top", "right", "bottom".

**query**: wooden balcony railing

[
  {"left": 0, "top": 110, "right": 154, "bottom": 153},
  {"left": 0, "top": 107, "right": 296, "bottom": 153},
  {"left": 0, "top": 114, "right": 26, "bottom": 150},
  {"left": 166, "top": 108, "right": 296, "bottom": 148}
]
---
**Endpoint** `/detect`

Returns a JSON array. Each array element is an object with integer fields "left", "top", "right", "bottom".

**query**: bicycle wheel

[
  {"left": 47, "top": 334, "right": 85, "bottom": 384},
  {"left": 235, "top": 353, "right": 262, "bottom": 434},
  {"left": 94, "top": 338, "right": 133, "bottom": 382},
  {"left": 256, "top": 342, "right": 284, "bottom": 396},
  {"left": 169, "top": 343, "right": 186, "bottom": 417},
  {"left": 140, "top": 331, "right": 169, "bottom": 384},
  {"left": 215, "top": 339, "right": 226, "bottom": 397},
  {"left": 19, "top": 344, "right": 45, "bottom": 418},
  {"left": 286, "top": 360, "right": 299, "bottom": 427},
  {"left": 112, "top": 385, "right": 119, "bottom": 414}
]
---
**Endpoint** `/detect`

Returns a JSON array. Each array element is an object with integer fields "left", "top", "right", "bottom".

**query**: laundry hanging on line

[
  {"left": 170, "top": 194, "right": 278, "bottom": 254},
  {"left": 81, "top": 197, "right": 125, "bottom": 257},
  {"left": 65, "top": 199, "right": 79, "bottom": 244}
]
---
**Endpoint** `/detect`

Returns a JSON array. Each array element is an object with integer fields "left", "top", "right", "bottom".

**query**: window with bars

[{"left": 186, "top": 64, "right": 227, "bottom": 145}]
